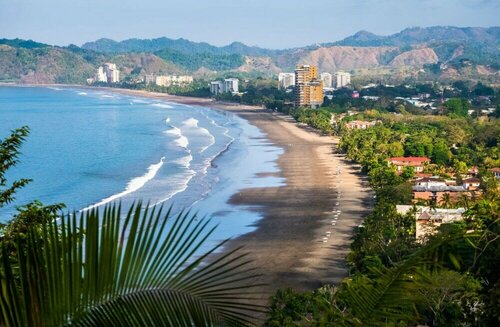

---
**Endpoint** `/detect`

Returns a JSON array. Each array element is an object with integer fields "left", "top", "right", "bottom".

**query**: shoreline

[
  {"left": 91, "top": 87, "right": 374, "bottom": 301},
  {"left": 2, "top": 84, "right": 374, "bottom": 305}
]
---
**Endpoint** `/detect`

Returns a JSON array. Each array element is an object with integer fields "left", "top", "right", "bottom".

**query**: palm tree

[
  {"left": 0, "top": 203, "right": 263, "bottom": 326},
  {"left": 439, "top": 193, "right": 452, "bottom": 209}
]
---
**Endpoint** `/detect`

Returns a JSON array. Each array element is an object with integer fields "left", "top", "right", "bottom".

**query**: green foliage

[
  {"left": 291, "top": 108, "right": 333, "bottom": 134},
  {"left": 0, "top": 203, "right": 263, "bottom": 326},
  {"left": 0, "top": 126, "right": 31, "bottom": 208},
  {"left": 444, "top": 98, "right": 470, "bottom": 117}
]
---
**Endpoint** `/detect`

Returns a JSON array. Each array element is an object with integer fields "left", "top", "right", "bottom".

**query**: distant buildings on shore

[
  {"left": 334, "top": 71, "right": 351, "bottom": 89},
  {"left": 320, "top": 72, "right": 332, "bottom": 89},
  {"left": 97, "top": 63, "right": 120, "bottom": 84},
  {"left": 294, "top": 65, "right": 323, "bottom": 108},
  {"left": 210, "top": 78, "right": 239, "bottom": 95},
  {"left": 144, "top": 74, "right": 194, "bottom": 87},
  {"left": 278, "top": 67, "right": 352, "bottom": 108},
  {"left": 278, "top": 73, "right": 295, "bottom": 90}
]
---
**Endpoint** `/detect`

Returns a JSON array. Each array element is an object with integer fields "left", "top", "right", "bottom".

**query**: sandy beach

[
  {"left": 100, "top": 88, "right": 374, "bottom": 298},
  {"left": 6, "top": 84, "right": 374, "bottom": 309}
]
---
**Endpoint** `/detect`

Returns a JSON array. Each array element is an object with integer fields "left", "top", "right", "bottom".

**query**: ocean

[{"left": 0, "top": 86, "right": 284, "bottom": 243}]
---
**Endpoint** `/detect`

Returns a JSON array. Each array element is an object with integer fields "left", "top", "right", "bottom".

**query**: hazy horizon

[{"left": 1, "top": 0, "right": 499, "bottom": 49}]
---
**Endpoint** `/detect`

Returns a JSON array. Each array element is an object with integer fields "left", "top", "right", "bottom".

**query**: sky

[{"left": 0, "top": 0, "right": 498, "bottom": 49}]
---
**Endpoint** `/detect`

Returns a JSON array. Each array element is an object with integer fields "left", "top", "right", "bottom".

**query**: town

[{"left": 87, "top": 61, "right": 499, "bottom": 244}]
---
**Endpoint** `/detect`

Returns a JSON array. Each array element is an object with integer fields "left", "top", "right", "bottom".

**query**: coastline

[
  {"left": 2, "top": 84, "right": 374, "bottom": 305},
  {"left": 91, "top": 87, "right": 374, "bottom": 301}
]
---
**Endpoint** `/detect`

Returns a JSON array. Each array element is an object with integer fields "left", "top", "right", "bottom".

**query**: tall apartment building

[
  {"left": 210, "top": 81, "right": 224, "bottom": 95},
  {"left": 278, "top": 73, "right": 295, "bottom": 89},
  {"left": 320, "top": 72, "right": 333, "bottom": 89},
  {"left": 210, "top": 78, "right": 239, "bottom": 95},
  {"left": 294, "top": 65, "right": 323, "bottom": 108},
  {"left": 96, "top": 66, "right": 107, "bottom": 83},
  {"left": 95, "top": 63, "right": 120, "bottom": 84},
  {"left": 223, "top": 78, "right": 239, "bottom": 93},
  {"left": 334, "top": 71, "right": 351, "bottom": 89}
]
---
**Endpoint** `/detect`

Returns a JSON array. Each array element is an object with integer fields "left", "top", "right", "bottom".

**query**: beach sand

[
  {"left": 101, "top": 89, "right": 374, "bottom": 299},
  {"left": 19, "top": 85, "right": 374, "bottom": 318}
]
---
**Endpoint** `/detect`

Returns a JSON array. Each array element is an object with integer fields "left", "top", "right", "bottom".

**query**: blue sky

[{"left": 0, "top": 0, "right": 498, "bottom": 48}]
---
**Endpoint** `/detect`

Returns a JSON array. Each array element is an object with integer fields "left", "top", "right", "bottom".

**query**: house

[
  {"left": 490, "top": 168, "right": 500, "bottom": 179},
  {"left": 466, "top": 166, "right": 479, "bottom": 177},
  {"left": 412, "top": 183, "right": 470, "bottom": 203},
  {"left": 387, "top": 157, "right": 431, "bottom": 173},
  {"left": 462, "top": 177, "right": 481, "bottom": 191},
  {"left": 397, "top": 205, "right": 465, "bottom": 241}
]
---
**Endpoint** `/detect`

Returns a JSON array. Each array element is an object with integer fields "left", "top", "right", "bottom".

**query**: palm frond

[
  {"left": 342, "top": 230, "right": 480, "bottom": 325},
  {"left": 0, "top": 202, "right": 262, "bottom": 326}
]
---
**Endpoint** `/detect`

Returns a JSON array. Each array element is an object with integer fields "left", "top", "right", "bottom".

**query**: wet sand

[
  {"left": 104, "top": 89, "right": 374, "bottom": 304},
  {"left": 14, "top": 85, "right": 374, "bottom": 314}
]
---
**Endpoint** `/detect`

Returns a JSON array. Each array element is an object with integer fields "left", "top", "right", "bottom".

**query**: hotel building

[
  {"left": 278, "top": 73, "right": 295, "bottom": 89},
  {"left": 96, "top": 63, "right": 120, "bottom": 84},
  {"left": 334, "top": 71, "right": 351, "bottom": 89},
  {"left": 320, "top": 72, "right": 333, "bottom": 89},
  {"left": 294, "top": 65, "right": 323, "bottom": 108},
  {"left": 210, "top": 78, "right": 239, "bottom": 95}
]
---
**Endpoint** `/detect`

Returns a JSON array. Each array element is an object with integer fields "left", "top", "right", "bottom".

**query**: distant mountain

[
  {"left": 0, "top": 38, "right": 49, "bottom": 49},
  {"left": 329, "top": 26, "right": 500, "bottom": 66},
  {"left": 0, "top": 26, "right": 498, "bottom": 84},
  {"left": 82, "top": 37, "right": 279, "bottom": 57},
  {"left": 331, "top": 26, "right": 499, "bottom": 47}
]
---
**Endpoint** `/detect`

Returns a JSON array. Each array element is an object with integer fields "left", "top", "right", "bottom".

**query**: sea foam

[
  {"left": 182, "top": 118, "right": 216, "bottom": 153},
  {"left": 81, "top": 157, "right": 165, "bottom": 211},
  {"left": 165, "top": 126, "right": 189, "bottom": 148},
  {"left": 151, "top": 103, "right": 173, "bottom": 109}
]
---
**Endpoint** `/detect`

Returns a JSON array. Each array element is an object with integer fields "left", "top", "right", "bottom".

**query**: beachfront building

[
  {"left": 278, "top": 73, "right": 295, "bottom": 89},
  {"left": 294, "top": 65, "right": 323, "bottom": 108},
  {"left": 387, "top": 157, "right": 430, "bottom": 173},
  {"left": 334, "top": 71, "right": 351, "bottom": 89},
  {"left": 96, "top": 63, "right": 120, "bottom": 84},
  {"left": 320, "top": 72, "right": 333, "bottom": 89},
  {"left": 210, "top": 78, "right": 239, "bottom": 95},
  {"left": 396, "top": 205, "right": 465, "bottom": 241},
  {"left": 155, "top": 75, "right": 194, "bottom": 87},
  {"left": 223, "top": 78, "right": 239, "bottom": 93},
  {"left": 210, "top": 81, "right": 224, "bottom": 95},
  {"left": 96, "top": 66, "right": 107, "bottom": 83}
]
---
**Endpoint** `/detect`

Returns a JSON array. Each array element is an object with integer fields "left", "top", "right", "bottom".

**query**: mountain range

[{"left": 1, "top": 26, "right": 498, "bottom": 85}]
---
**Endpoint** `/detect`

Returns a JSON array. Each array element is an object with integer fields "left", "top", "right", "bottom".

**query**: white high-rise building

[
  {"left": 210, "top": 81, "right": 224, "bottom": 95},
  {"left": 210, "top": 78, "right": 239, "bottom": 95},
  {"left": 96, "top": 63, "right": 120, "bottom": 84},
  {"left": 320, "top": 72, "right": 333, "bottom": 89},
  {"left": 278, "top": 73, "right": 295, "bottom": 89},
  {"left": 96, "top": 66, "right": 107, "bottom": 83},
  {"left": 334, "top": 72, "right": 351, "bottom": 89},
  {"left": 223, "top": 78, "right": 239, "bottom": 93}
]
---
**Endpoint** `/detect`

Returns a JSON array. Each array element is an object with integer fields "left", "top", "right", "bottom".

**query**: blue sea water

[{"left": 0, "top": 86, "right": 284, "bottom": 243}]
